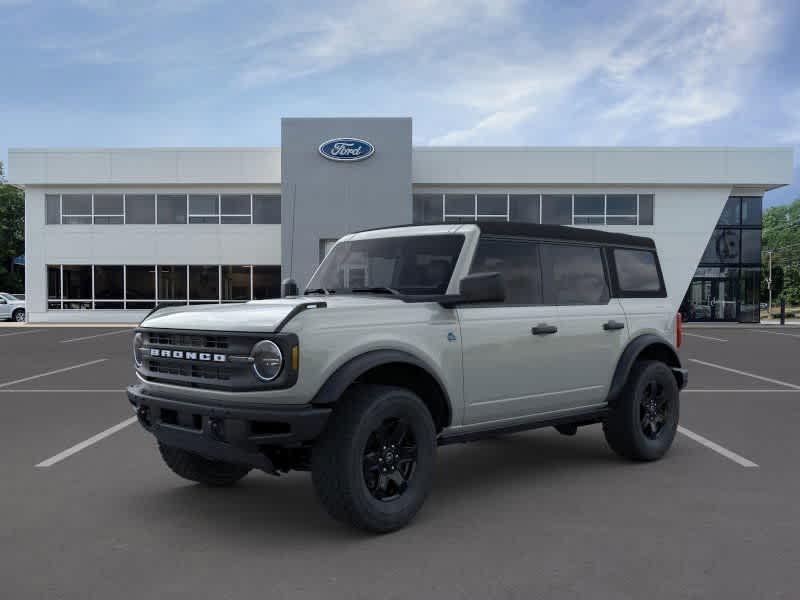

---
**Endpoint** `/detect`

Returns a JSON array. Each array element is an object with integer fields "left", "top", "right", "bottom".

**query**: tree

[
  {"left": 0, "top": 161, "right": 25, "bottom": 293},
  {"left": 762, "top": 198, "right": 800, "bottom": 306}
]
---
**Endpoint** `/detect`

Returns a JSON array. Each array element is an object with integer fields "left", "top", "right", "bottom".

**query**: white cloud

[{"left": 429, "top": 107, "right": 536, "bottom": 145}]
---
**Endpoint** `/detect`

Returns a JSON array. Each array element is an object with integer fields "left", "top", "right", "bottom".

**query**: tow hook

[{"left": 136, "top": 405, "right": 151, "bottom": 427}]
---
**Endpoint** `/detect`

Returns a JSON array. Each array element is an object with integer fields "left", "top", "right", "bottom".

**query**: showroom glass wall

[
  {"left": 681, "top": 197, "right": 762, "bottom": 323},
  {"left": 46, "top": 265, "right": 281, "bottom": 310}
]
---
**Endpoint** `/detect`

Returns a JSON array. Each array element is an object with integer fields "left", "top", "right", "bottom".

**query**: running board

[{"left": 438, "top": 407, "right": 608, "bottom": 446}]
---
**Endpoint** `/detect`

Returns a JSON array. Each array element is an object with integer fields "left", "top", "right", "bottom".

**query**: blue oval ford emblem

[{"left": 318, "top": 138, "right": 375, "bottom": 162}]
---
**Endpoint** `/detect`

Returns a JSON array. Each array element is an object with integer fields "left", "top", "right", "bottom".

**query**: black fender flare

[
  {"left": 607, "top": 334, "right": 684, "bottom": 404},
  {"left": 311, "top": 349, "right": 453, "bottom": 426}
]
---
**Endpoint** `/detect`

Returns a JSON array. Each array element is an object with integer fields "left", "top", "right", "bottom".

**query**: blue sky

[{"left": 1, "top": 0, "right": 798, "bottom": 206}]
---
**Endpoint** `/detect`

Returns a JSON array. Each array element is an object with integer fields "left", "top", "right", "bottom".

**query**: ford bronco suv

[{"left": 128, "top": 223, "right": 687, "bottom": 532}]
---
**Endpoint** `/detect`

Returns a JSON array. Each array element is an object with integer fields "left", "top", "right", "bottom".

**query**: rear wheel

[
  {"left": 603, "top": 360, "right": 679, "bottom": 461},
  {"left": 12, "top": 309, "right": 25, "bottom": 322},
  {"left": 311, "top": 384, "right": 437, "bottom": 533},
  {"left": 158, "top": 443, "right": 251, "bottom": 486}
]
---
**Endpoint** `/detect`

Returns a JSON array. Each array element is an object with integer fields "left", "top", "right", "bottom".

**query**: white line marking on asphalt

[
  {"left": 678, "top": 426, "right": 758, "bottom": 468},
  {"left": 684, "top": 389, "right": 800, "bottom": 393},
  {"left": 747, "top": 329, "right": 800, "bottom": 339},
  {"left": 0, "top": 329, "right": 44, "bottom": 338},
  {"left": 0, "top": 389, "right": 125, "bottom": 393},
  {"left": 0, "top": 359, "right": 107, "bottom": 389},
  {"left": 59, "top": 329, "right": 134, "bottom": 343},
  {"left": 35, "top": 416, "right": 137, "bottom": 468},
  {"left": 689, "top": 358, "right": 800, "bottom": 390},
  {"left": 683, "top": 332, "right": 728, "bottom": 342}
]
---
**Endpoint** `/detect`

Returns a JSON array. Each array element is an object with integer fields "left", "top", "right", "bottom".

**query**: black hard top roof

[
  {"left": 353, "top": 222, "right": 656, "bottom": 250},
  {"left": 474, "top": 222, "right": 656, "bottom": 249}
]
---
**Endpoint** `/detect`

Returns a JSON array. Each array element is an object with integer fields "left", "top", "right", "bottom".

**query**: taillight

[{"left": 676, "top": 313, "right": 683, "bottom": 348}]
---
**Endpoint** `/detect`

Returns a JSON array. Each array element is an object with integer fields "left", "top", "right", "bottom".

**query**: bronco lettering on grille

[{"left": 149, "top": 348, "right": 226, "bottom": 362}]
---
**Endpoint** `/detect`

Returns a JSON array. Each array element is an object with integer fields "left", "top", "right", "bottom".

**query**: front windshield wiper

[
  {"left": 305, "top": 288, "right": 336, "bottom": 295},
  {"left": 351, "top": 287, "right": 400, "bottom": 296}
]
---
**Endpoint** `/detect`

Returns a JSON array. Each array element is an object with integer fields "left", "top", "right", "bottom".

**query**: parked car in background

[{"left": 0, "top": 293, "right": 26, "bottom": 322}]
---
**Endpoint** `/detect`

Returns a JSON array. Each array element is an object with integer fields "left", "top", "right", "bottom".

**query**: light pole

[{"left": 767, "top": 250, "right": 773, "bottom": 319}]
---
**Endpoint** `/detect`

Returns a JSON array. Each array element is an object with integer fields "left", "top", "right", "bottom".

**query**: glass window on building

[
  {"left": 413, "top": 194, "right": 443, "bottom": 224},
  {"left": 125, "top": 194, "right": 156, "bottom": 224},
  {"left": 683, "top": 267, "right": 739, "bottom": 322},
  {"left": 717, "top": 197, "right": 741, "bottom": 225},
  {"left": 93, "top": 194, "right": 124, "bottom": 224},
  {"left": 62, "top": 194, "right": 92, "bottom": 224},
  {"left": 253, "top": 194, "right": 281, "bottom": 224},
  {"left": 444, "top": 194, "right": 475, "bottom": 222},
  {"left": 253, "top": 266, "right": 281, "bottom": 299},
  {"left": 189, "top": 194, "right": 219, "bottom": 223},
  {"left": 47, "top": 265, "right": 61, "bottom": 309},
  {"left": 46, "top": 194, "right": 61, "bottom": 224},
  {"left": 158, "top": 265, "right": 187, "bottom": 303},
  {"left": 573, "top": 195, "right": 604, "bottom": 224},
  {"left": 93, "top": 265, "right": 123, "bottom": 300},
  {"left": 637, "top": 194, "right": 654, "bottom": 225},
  {"left": 741, "top": 197, "right": 763, "bottom": 226},
  {"left": 222, "top": 265, "right": 251, "bottom": 301},
  {"left": 476, "top": 194, "right": 507, "bottom": 220},
  {"left": 702, "top": 229, "right": 741, "bottom": 263},
  {"left": 541, "top": 195, "right": 571, "bottom": 225},
  {"left": 189, "top": 265, "right": 219, "bottom": 302},
  {"left": 126, "top": 266, "right": 155, "bottom": 300},
  {"left": 509, "top": 194, "right": 540, "bottom": 223},
  {"left": 740, "top": 229, "right": 762, "bottom": 264},
  {"left": 62, "top": 265, "right": 92, "bottom": 309},
  {"left": 220, "top": 194, "right": 251, "bottom": 224},
  {"left": 157, "top": 194, "right": 187, "bottom": 224}
]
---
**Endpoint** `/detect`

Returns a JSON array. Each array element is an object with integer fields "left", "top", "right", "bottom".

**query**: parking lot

[{"left": 1, "top": 325, "right": 799, "bottom": 599}]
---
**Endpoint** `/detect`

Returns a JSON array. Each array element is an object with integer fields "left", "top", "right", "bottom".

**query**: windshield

[{"left": 307, "top": 234, "right": 464, "bottom": 296}]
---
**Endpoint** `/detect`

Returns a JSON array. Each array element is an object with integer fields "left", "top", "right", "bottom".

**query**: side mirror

[
  {"left": 281, "top": 278, "right": 299, "bottom": 297},
  {"left": 457, "top": 272, "right": 505, "bottom": 304}
]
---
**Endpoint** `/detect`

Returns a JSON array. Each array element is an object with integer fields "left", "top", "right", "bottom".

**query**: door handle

[
  {"left": 603, "top": 320, "right": 625, "bottom": 331},
  {"left": 532, "top": 323, "right": 558, "bottom": 335}
]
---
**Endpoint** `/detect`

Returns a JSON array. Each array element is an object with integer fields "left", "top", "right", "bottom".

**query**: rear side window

[
  {"left": 612, "top": 248, "right": 665, "bottom": 296},
  {"left": 541, "top": 243, "right": 609, "bottom": 305},
  {"left": 469, "top": 237, "right": 542, "bottom": 304}
]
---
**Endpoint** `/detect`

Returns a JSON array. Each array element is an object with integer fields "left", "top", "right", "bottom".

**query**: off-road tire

[
  {"left": 158, "top": 443, "right": 251, "bottom": 486},
  {"left": 603, "top": 360, "right": 679, "bottom": 461},
  {"left": 311, "top": 384, "right": 437, "bottom": 533},
  {"left": 12, "top": 309, "right": 25, "bottom": 322}
]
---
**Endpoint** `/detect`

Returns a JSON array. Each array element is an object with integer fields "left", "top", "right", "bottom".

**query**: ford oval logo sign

[{"left": 318, "top": 138, "right": 375, "bottom": 162}]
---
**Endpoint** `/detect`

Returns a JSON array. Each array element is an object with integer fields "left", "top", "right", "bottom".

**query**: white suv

[
  {"left": 0, "top": 293, "right": 26, "bottom": 322},
  {"left": 128, "top": 223, "right": 687, "bottom": 532}
]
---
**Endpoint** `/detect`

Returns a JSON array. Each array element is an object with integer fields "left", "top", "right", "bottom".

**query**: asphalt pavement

[{"left": 1, "top": 325, "right": 798, "bottom": 599}]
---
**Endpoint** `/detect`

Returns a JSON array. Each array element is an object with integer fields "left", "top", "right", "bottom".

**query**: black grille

[
  {"left": 146, "top": 332, "right": 230, "bottom": 350},
  {"left": 147, "top": 358, "right": 232, "bottom": 382}
]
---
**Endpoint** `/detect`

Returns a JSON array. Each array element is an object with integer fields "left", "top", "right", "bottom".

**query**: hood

[{"left": 139, "top": 295, "right": 403, "bottom": 333}]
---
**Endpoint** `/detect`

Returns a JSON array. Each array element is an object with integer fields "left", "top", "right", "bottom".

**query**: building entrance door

[{"left": 684, "top": 278, "right": 738, "bottom": 321}]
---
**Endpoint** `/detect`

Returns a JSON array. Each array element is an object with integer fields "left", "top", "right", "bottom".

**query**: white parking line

[
  {"left": 678, "top": 426, "right": 758, "bottom": 468},
  {"left": 683, "top": 332, "right": 728, "bottom": 342},
  {"left": 60, "top": 329, "right": 134, "bottom": 343},
  {"left": 35, "top": 416, "right": 137, "bottom": 468},
  {"left": 689, "top": 358, "right": 800, "bottom": 390},
  {"left": 0, "top": 359, "right": 107, "bottom": 389},
  {"left": 747, "top": 329, "right": 800, "bottom": 339},
  {"left": 0, "top": 329, "right": 44, "bottom": 338}
]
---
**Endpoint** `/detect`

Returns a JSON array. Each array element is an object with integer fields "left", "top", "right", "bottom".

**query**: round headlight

[
  {"left": 133, "top": 332, "right": 144, "bottom": 368},
  {"left": 251, "top": 340, "right": 283, "bottom": 381}
]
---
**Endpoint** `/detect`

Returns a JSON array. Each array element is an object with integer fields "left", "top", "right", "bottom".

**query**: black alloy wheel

[
  {"left": 362, "top": 417, "right": 418, "bottom": 502},
  {"left": 640, "top": 379, "right": 669, "bottom": 439}
]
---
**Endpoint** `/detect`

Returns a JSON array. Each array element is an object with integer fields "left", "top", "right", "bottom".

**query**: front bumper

[{"left": 127, "top": 384, "right": 331, "bottom": 470}]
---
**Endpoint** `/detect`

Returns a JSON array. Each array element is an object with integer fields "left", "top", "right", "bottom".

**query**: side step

[{"left": 438, "top": 407, "right": 607, "bottom": 446}]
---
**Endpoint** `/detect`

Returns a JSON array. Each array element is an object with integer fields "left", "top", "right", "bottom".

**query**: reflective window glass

[
  {"left": 741, "top": 197, "right": 762, "bottom": 226},
  {"left": 222, "top": 266, "right": 251, "bottom": 301},
  {"left": 93, "top": 266, "right": 123, "bottom": 299},
  {"left": 702, "top": 229, "right": 740, "bottom": 263},
  {"left": 413, "top": 194, "right": 443, "bottom": 224},
  {"left": 541, "top": 195, "right": 571, "bottom": 225},
  {"left": 509, "top": 194, "right": 540, "bottom": 223},
  {"left": 717, "top": 197, "right": 741, "bottom": 225},
  {"left": 253, "top": 194, "right": 281, "bottom": 224},
  {"left": 253, "top": 266, "right": 281, "bottom": 299},
  {"left": 638, "top": 194, "right": 654, "bottom": 225},
  {"left": 157, "top": 194, "right": 187, "bottom": 224},
  {"left": 63, "top": 265, "right": 92, "bottom": 299},
  {"left": 541, "top": 244, "right": 609, "bottom": 305},
  {"left": 189, "top": 265, "right": 219, "bottom": 300},
  {"left": 126, "top": 266, "right": 155, "bottom": 299},
  {"left": 46, "top": 195, "right": 60, "bottom": 224},
  {"left": 125, "top": 194, "right": 155, "bottom": 224},
  {"left": 470, "top": 238, "right": 541, "bottom": 304},
  {"left": 158, "top": 266, "right": 187, "bottom": 301}
]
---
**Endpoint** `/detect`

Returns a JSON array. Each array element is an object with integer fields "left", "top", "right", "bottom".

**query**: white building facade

[{"left": 8, "top": 118, "right": 794, "bottom": 323}]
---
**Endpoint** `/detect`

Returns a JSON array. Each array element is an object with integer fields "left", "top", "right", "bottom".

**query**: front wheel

[
  {"left": 12, "top": 309, "right": 25, "bottom": 322},
  {"left": 603, "top": 360, "right": 679, "bottom": 461},
  {"left": 311, "top": 384, "right": 437, "bottom": 533}
]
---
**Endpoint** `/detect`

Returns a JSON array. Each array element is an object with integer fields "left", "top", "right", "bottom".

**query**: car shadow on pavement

[{"left": 123, "top": 426, "right": 628, "bottom": 541}]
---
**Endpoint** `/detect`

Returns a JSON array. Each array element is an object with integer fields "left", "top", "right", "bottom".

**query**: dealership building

[{"left": 8, "top": 117, "right": 794, "bottom": 323}]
